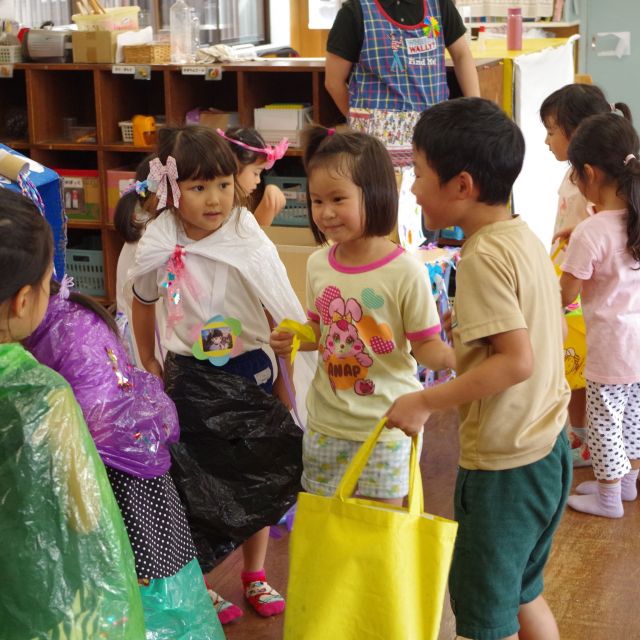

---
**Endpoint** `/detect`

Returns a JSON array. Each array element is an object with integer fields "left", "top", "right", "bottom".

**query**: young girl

[
  {"left": 217, "top": 127, "right": 287, "bottom": 226},
  {"left": 560, "top": 112, "right": 640, "bottom": 518},
  {"left": 114, "top": 155, "right": 166, "bottom": 367},
  {"left": 270, "top": 126, "right": 454, "bottom": 505},
  {"left": 24, "top": 280, "right": 226, "bottom": 637},
  {"left": 0, "top": 189, "right": 144, "bottom": 639},
  {"left": 128, "top": 125, "right": 308, "bottom": 618},
  {"left": 540, "top": 83, "right": 632, "bottom": 467}
]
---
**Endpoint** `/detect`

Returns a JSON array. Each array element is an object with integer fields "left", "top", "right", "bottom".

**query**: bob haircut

[{"left": 302, "top": 126, "right": 397, "bottom": 245}]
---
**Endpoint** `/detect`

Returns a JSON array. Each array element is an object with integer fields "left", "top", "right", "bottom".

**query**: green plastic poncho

[{"left": 0, "top": 343, "right": 145, "bottom": 639}]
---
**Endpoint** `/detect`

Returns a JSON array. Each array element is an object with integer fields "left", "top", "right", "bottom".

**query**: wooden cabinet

[{"left": 0, "top": 58, "right": 501, "bottom": 304}]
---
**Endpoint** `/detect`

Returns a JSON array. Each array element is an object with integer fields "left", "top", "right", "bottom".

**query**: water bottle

[
  {"left": 190, "top": 7, "right": 200, "bottom": 62},
  {"left": 170, "top": 0, "right": 192, "bottom": 64},
  {"left": 507, "top": 7, "right": 522, "bottom": 51}
]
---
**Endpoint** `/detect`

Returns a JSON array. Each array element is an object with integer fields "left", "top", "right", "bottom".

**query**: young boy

[{"left": 386, "top": 97, "right": 571, "bottom": 640}]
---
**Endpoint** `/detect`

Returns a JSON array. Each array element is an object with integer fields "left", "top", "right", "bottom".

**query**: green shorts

[{"left": 449, "top": 432, "right": 572, "bottom": 640}]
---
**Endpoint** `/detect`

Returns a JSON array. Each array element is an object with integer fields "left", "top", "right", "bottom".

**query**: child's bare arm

[
  {"left": 386, "top": 328, "right": 533, "bottom": 436},
  {"left": 132, "top": 297, "right": 162, "bottom": 378},
  {"left": 411, "top": 334, "right": 456, "bottom": 371},
  {"left": 253, "top": 184, "right": 286, "bottom": 227},
  {"left": 559, "top": 271, "right": 582, "bottom": 308}
]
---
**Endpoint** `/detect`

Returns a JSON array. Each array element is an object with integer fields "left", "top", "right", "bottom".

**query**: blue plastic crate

[
  {"left": 264, "top": 175, "right": 309, "bottom": 227},
  {"left": 65, "top": 248, "right": 106, "bottom": 297}
]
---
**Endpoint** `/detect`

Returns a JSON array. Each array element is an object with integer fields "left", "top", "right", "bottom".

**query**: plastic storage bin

[
  {"left": 118, "top": 121, "right": 134, "bottom": 143},
  {"left": 65, "top": 249, "right": 106, "bottom": 297},
  {"left": 72, "top": 6, "right": 140, "bottom": 31},
  {"left": 0, "top": 44, "right": 22, "bottom": 63},
  {"left": 264, "top": 176, "right": 308, "bottom": 227}
]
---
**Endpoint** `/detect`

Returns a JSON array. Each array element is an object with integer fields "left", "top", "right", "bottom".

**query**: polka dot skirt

[{"left": 106, "top": 467, "right": 197, "bottom": 580}]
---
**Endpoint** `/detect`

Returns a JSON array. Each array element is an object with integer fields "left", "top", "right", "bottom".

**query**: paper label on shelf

[
  {"left": 205, "top": 66, "right": 223, "bottom": 81},
  {"left": 112, "top": 65, "right": 136, "bottom": 75},
  {"left": 134, "top": 66, "right": 151, "bottom": 80},
  {"left": 0, "top": 64, "right": 14, "bottom": 79},
  {"left": 182, "top": 66, "right": 207, "bottom": 76}
]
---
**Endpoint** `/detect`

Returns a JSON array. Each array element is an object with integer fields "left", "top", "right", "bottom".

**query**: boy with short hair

[{"left": 386, "top": 97, "right": 571, "bottom": 640}]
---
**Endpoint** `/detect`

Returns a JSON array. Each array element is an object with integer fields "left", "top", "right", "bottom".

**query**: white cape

[{"left": 127, "top": 207, "right": 313, "bottom": 427}]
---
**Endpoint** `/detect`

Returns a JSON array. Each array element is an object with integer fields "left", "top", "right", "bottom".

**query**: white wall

[{"left": 0, "top": 0, "right": 15, "bottom": 19}]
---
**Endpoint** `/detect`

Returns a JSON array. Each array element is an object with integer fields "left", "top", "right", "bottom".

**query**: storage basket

[
  {"left": 122, "top": 42, "right": 171, "bottom": 64},
  {"left": 72, "top": 6, "right": 139, "bottom": 31},
  {"left": 265, "top": 176, "right": 309, "bottom": 227},
  {"left": 0, "top": 44, "right": 22, "bottom": 63},
  {"left": 118, "top": 120, "right": 134, "bottom": 144},
  {"left": 65, "top": 249, "right": 106, "bottom": 297}
]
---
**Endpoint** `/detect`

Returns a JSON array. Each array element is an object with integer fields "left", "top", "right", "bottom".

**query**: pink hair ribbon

[
  {"left": 216, "top": 128, "right": 289, "bottom": 170},
  {"left": 147, "top": 156, "right": 181, "bottom": 210}
]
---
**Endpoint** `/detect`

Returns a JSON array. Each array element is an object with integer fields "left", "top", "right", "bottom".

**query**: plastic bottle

[
  {"left": 477, "top": 25, "right": 487, "bottom": 53},
  {"left": 507, "top": 7, "right": 523, "bottom": 51},
  {"left": 170, "top": 0, "right": 193, "bottom": 64}
]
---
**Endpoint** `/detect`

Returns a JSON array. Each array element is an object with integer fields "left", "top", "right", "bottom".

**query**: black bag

[{"left": 165, "top": 352, "right": 303, "bottom": 571}]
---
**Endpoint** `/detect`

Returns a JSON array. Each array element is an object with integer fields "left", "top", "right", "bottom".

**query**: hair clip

[
  {"left": 123, "top": 179, "right": 149, "bottom": 198},
  {"left": 147, "top": 156, "right": 181, "bottom": 210},
  {"left": 326, "top": 127, "right": 336, "bottom": 136},
  {"left": 216, "top": 129, "right": 289, "bottom": 170},
  {"left": 59, "top": 273, "right": 74, "bottom": 300},
  {"left": 624, "top": 153, "right": 636, "bottom": 166}
]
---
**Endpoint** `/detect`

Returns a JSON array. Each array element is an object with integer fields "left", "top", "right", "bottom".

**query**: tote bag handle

[{"left": 336, "top": 418, "right": 424, "bottom": 516}]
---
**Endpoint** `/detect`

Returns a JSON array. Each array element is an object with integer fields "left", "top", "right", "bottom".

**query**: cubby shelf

[{"left": 0, "top": 58, "right": 502, "bottom": 304}]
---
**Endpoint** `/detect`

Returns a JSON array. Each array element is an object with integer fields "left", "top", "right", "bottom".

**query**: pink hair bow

[
  {"left": 147, "top": 156, "right": 181, "bottom": 210},
  {"left": 216, "top": 129, "right": 289, "bottom": 170}
]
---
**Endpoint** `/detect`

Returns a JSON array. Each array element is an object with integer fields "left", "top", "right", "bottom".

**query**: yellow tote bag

[
  {"left": 552, "top": 242, "right": 587, "bottom": 390},
  {"left": 284, "top": 419, "right": 458, "bottom": 640}
]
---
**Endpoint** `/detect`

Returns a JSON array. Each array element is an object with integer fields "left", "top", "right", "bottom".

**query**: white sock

[
  {"left": 576, "top": 469, "right": 639, "bottom": 501},
  {"left": 568, "top": 481, "right": 624, "bottom": 518}
]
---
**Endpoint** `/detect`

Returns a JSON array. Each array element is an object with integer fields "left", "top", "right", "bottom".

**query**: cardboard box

[
  {"left": 72, "top": 30, "right": 120, "bottom": 63},
  {"left": 106, "top": 168, "right": 136, "bottom": 222},
  {"left": 56, "top": 169, "right": 101, "bottom": 222},
  {"left": 185, "top": 108, "right": 239, "bottom": 131},
  {"left": 0, "top": 144, "right": 66, "bottom": 279}
]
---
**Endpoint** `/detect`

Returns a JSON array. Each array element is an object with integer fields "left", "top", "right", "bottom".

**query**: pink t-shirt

[{"left": 562, "top": 209, "right": 640, "bottom": 384}]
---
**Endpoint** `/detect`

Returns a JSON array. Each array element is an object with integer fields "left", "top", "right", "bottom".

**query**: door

[{"left": 581, "top": 0, "right": 640, "bottom": 117}]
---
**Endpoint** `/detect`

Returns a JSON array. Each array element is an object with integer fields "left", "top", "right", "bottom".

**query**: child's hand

[
  {"left": 385, "top": 390, "right": 432, "bottom": 437},
  {"left": 143, "top": 356, "right": 163, "bottom": 380},
  {"left": 270, "top": 329, "right": 295, "bottom": 357},
  {"left": 552, "top": 226, "right": 575, "bottom": 245},
  {"left": 264, "top": 184, "right": 287, "bottom": 215},
  {"left": 441, "top": 309, "right": 455, "bottom": 344}
]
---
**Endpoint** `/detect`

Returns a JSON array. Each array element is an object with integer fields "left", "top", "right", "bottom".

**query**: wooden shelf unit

[{"left": 0, "top": 58, "right": 503, "bottom": 304}]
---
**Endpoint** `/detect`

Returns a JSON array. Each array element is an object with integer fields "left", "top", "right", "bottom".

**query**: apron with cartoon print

[{"left": 348, "top": 0, "right": 448, "bottom": 164}]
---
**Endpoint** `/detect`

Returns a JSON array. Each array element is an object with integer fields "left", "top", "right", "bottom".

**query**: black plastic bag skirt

[{"left": 164, "top": 352, "right": 303, "bottom": 572}]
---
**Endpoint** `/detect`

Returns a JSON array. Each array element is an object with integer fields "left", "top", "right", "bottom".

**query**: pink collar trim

[{"left": 328, "top": 243, "right": 404, "bottom": 274}]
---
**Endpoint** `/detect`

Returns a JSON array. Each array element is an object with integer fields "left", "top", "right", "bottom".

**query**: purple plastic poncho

[{"left": 25, "top": 293, "right": 179, "bottom": 479}]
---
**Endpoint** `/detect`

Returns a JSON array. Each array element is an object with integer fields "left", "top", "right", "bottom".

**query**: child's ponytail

[
  {"left": 302, "top": 125, "right": 333, "bottom": 171},
  {"left": 568, "top": 112, "right": 640, "bottom": 264},
  {"left": 113, "top": 155, "right": 156, "bottom": 243},
  {"left": 621, "top": 154, "right": 640, "bottom": 264}
]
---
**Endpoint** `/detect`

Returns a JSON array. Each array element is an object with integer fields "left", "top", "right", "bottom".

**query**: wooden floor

[{"left": 207, "top": 410, "right": 640, "bottom": 640}]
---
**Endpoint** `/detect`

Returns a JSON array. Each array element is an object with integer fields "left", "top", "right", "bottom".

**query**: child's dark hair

[
  {"left": 113, "top": 155, "right": 155, "bottom": 243},
  {"left": 157, "top": 125, "right": 238, "bottom": 192},
  {"left": 224, "top": 127, "right": 267, "bottom": 166},
  {"left": 49, "top": 279, "right": 120, "bottom": 336},
  {"left": 568, "top": 112, "right": 640, "bottom": 264},
  {"left": 540, "top": 84, "right": 632, "bottom": 137},
  {"left": 0, "top": 189, "right": 53, "bottom": 304},
  {"left": 302, "top": 126, "right": 397, "bottom": 244},
  {"left": 413, "top": 97, "right": 524, "bottom": 206}
]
